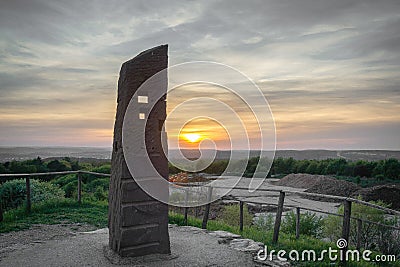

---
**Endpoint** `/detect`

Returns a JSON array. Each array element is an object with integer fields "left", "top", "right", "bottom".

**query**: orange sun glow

[{"left": 183, "top": 133, "right": 201, "bottom": 143}]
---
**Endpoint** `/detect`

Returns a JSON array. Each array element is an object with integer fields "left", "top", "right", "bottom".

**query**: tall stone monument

[{"left": 109, "top": 45, "right": 170, "bottom": 257}]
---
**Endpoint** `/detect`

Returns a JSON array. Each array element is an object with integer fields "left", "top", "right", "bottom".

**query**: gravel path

[{"left": 0, "top": 223, "right": 97, "bottom": 261}]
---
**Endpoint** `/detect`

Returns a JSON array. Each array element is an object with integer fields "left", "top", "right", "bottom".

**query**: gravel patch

[{"left": 0, "top": 223, "right": 97, "bottom": 259}]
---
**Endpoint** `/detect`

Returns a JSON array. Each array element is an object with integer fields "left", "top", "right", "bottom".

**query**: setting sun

[{"left": 183, "top": 133, "right": 201, "bottom": 143}]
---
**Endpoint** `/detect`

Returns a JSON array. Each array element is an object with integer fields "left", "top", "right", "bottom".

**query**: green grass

[{"left": 0, "top": 198, "right": 108, "bottom": 233}]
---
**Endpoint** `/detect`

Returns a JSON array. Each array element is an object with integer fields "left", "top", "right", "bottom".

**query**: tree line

[
  {"left": 270, "top": 157, "right": 400, "bottom": 180},
  {"left": 2, "top": 156, "right": 399, "bottom": 181},
  {"left": 171, "top": 157, "right": 400, "bottom": 180}
]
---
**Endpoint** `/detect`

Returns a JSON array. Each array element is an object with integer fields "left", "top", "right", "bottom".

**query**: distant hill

[
  {"left": 0, "top": 147, "right": 399, "bottom": 163},
  {"left": 169, "top": 149, "right": 400, "bottom": 161},
  {"left": 0, "top": 147, "right": 111, "bottom": 162}
]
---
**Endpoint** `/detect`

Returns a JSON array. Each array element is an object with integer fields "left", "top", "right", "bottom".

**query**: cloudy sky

[{"left": 0, "top": 0, "right": 399, "bottom": 150}]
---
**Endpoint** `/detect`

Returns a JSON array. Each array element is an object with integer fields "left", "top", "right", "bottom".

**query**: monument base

[{"left": 103, "top": 246, "right": 178, "bottom": 265}]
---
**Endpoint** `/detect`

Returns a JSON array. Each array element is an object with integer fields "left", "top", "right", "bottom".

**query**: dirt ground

[{"left": 0, "top": 223, "right": 97, "bottom": 260}]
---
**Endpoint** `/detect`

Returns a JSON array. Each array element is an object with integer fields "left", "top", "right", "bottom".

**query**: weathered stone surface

[
  {"left": 121, "top": 203, "right": 168, "bottom": 226},
  {"left": 228, "top": 238, "right": 264, "bottom": 253},
  {"left": 108, "top": 45, "right": 170, "bottom": 257},
  {"left": 207, "top": 230, "right": 242, "bottom": 239},
  {"left": 121, "top": 180, "right": 154, "bottom": 203}
]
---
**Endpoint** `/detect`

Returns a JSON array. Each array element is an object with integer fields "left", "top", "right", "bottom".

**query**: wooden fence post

[
  {"left": 26, "top": 177, "right": 31, "bottom": 213},
  {"left": 356, "top": 219, "right": 362, "bottom": 250},
  {"left": 77, "top": 172, "right": 82, "bottom": 204},
  {"left": 296, "top": 207, "right": 301, "bottom": 239},
  {"left": 341, "top": 200, "right": 352, "bottom": 261},
  {"left": 239, "top": 201, "right": 244, "bottom": 232},
  {"left": 202, "top": 186, "right": 213, "bottom": 229},
  {"left": 273, "top": 191, "right": 285, "bottom": 244}
]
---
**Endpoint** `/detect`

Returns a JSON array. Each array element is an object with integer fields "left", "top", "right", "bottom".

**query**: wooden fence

[
  {"left": 179, "top": 184, "right": 400, "bottom": 256},
  {"left": 1, "top": 171, "right": 399, "bottom": 255},
  {"left": 0, "top": 171, "right": 109, "bottom": 216}
]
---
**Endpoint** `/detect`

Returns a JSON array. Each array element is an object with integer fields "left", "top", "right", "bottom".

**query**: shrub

[
  {"left": 86, "top": 178, "right": 109, "bottom": 192},
  {"left": 254, "top": 213, "right": 275, "bottom": 231},
  {"left": 0, "top": 179, "right": 65, "bottom": 210},
  {"left": 51, "top": 174, "right": 77, "bottom": 188},
  {"left": 46, "top": 160, "right": 70, "bottom": 172},
  {"left": 91, "top": 164, "right": 111, "bottom": 174},
  {"left": 220, "top": 204, "right": 253, "bottom": 227},
  {"left": 281, "top": 210, "right": 323, "bottom": 238},
  {"left": 93, "top": 186, "right": 108, "bottom": 201},
  {"left": 322, "top": 198, "right": 399, "bottom": 256},
  {"left": 62, "top": 181, "right": 78, "bottom": 198}
]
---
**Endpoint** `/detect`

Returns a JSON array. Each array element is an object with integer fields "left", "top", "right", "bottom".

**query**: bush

[
  {"left": 281, "top": 210, "right": 323, "bottom": 238},
  {"left": 91, "top": 164, "right": 111, "bottom": 174},
  {"left": 51, "top": 174, "right": 77, "bottom": 188},
  {"left": 322, "top": 198, "right": 399, "bottom": 256},
  {"left": 220, "top": 204, "right": 253, "bottom": 227},
  {"left": 86, "top": 178, "right": 109, "bottom": 192},
  {"left": 254, "top": 213, "right": 275, "bottom": 231},
  {"left": 0, "top": 179, "right": 65, "bottom": 210},
  {"left": 93, "top": 186, "right": 108, "bottom": 201},
  {"left": 62, "top": 181, "right": 78, "bottom": 198},
  {"left": 46, "top": 160, "right": 71, "bottom": 172}
]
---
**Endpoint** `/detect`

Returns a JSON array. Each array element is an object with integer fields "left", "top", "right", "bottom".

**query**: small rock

[
  {"left": 207, "top": 230, "right": 241, "bottom": 239},
  {"left": 229, "top": 239, "right": 264, "bottom": 253}
]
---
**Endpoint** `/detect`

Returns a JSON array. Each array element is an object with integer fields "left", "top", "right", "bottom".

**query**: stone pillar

[{"left": 109, "top": 45, "right": 170, "bottom": 257}]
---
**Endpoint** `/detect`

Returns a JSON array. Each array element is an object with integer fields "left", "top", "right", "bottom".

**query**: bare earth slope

[
  {"left": 353, "top": 184, "right": 400, "bottom": 210},
  {"left": 275, "top": 173, "right": 360, "bottom": 197},
  {"left": 274, "top": 174, "right": 400, "bottom": 210}
]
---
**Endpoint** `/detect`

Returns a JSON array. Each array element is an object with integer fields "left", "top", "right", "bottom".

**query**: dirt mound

[
  {"left": 353, "top": 184, "right": 400, "bottom": 210},
  {"left": 274, "top": 173, "right": 335, "bottom": 189},
  {"left": 305, "top": 178, "right": 361, "bottom": 198},
  {"left": 274, "top": 173, "right": 361, "bottom": 201}
]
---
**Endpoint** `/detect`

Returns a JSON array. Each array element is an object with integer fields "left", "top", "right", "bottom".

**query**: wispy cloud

[{"left": 0, "top": 0, "right": 399, "bottom": 149}]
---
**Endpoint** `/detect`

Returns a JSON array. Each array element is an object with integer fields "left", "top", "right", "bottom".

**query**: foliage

[
  {"left": 281, "top": 210, "right": 323, "bottom": 238},
  {"left": 62, "top": 181, "right": 79, "bottom": 198},
  {"left": 219, "top": 204, "right": 253, "bottom": 227},
  {"left": 203, "top": 160, "right": 228, "bottom": 175},
  {"left": 51, "top": 174, "right": 109, "bottom": 200},
  {"left": 0, "top": 157, "right": 81, "bottom": 184},
  {"left": 0, "top": 179, "right": 65, "bottom": 210},
  {"left": 0, "top": 198, "right": 107, "bottom": 233},
  {"left": 86, "top": 178, "right": 109, "bottom": 192},
  {"left": 93, "top": 186, "right": 108, "bottom": 201},
  {"left": 254, "top": 213, "right": 275, "bottom": 231},
  {"left": 51, "top": 174, "right": 77, "bottom": 188},
  {"left": 322, "top": 198, "right": 400, "bottom": 256},
  {"left": 2, "top": 156, "right": 399, "bottom": 183},
  {"left": 91, "top": 164, "right": 111, "bottom": 174},
  {"left": 269, "top": 157, "right": 400, "bottom": 181}
]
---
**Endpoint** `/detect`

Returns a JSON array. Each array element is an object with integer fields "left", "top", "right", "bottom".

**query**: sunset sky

[{"left": 0, "top": 0, "right": 399, "bottom": 150}]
